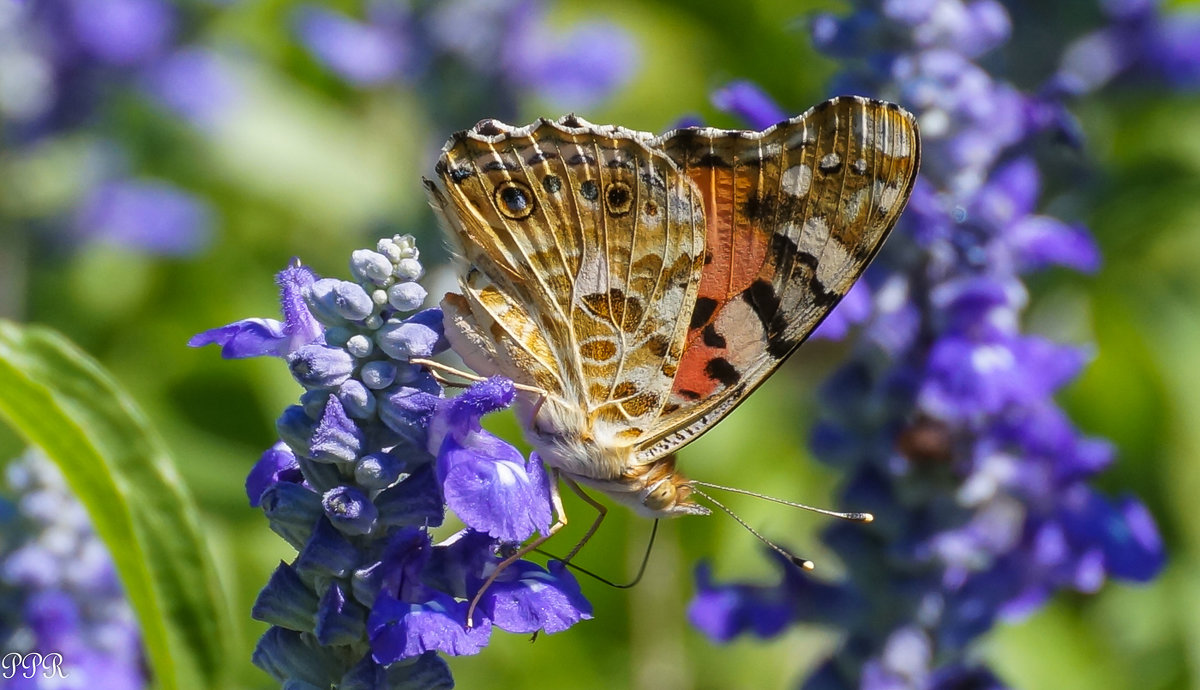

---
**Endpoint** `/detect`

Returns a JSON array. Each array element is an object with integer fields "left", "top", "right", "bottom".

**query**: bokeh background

[{"left": 2, "top": 0, "right": 1198, "bottom": 688}]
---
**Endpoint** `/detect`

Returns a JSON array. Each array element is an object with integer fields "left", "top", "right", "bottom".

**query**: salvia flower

[
  {"left": 0, "top": 450, "right": 147, "bottom": 689},
  {"left": 192, "top": 235, "right": 591, "bottom": 687},
  {"left": 690, "top": 1, "right": 1171, "bottom": 686}
]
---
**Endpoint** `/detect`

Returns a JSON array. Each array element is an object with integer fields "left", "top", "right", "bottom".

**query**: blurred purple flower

[
  {"left": 293, "top": 5, "right": 411, "bottom": 86},
  {"left": 294, "top": 0, "right": 638, "bottom": 113},
  {"left": 68, "top": 0, "right": 176, "bottom": 67},
  {"left": 142, "top": 47, "right": 239, "bottom": 128},
  {"left": 1, "top": 0, "right": 219, "bottom": 256},
  {"left": 1056, "top": 0, "right": 1200, "bottom": 92},
  {"left": 1, "top": 451, "right": 147, "bottom": 689},
  {"left": 691, "top": 1, "right": 1169, "bottom": 686},
  {"left": 503, "top": 17, "right": 638, "bottom": 109},
  {"left": 74, "top": 179, "right": 213, "bottom": 255}
]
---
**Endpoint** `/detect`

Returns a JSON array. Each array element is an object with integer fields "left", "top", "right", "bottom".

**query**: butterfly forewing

[
  {"left": 428, "top": 116, "right": 707, "bottom": 440},
  {"left": 636, "top": 96, "right": 920, "bottom": 461}
]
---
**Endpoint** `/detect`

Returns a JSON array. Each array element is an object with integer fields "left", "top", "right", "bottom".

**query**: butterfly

[{"left": 423, "top": 96, "right": 920, "bottom": 530}]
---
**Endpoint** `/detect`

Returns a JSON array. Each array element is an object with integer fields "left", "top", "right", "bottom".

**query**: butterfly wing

[
  {"left": 426, "top": 116, "right": 707, "bottom": 442},
  {"left": 636, "top": 96, "right": 921, "bottom": 461}
]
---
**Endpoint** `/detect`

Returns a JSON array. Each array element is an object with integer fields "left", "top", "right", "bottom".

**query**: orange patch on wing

[
  {"left": 669, "top": 165, "right": 772, "bottom": 400},
  {"left": 688, "top": 166, "right": 771, "bottom": 306},
  {"left": 671, "top": 341, "right": 725, "bottom": 398}
]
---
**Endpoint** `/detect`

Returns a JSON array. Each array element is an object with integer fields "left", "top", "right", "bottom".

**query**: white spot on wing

[
  {"left": 781, "top": 164, "right": 812, "bottom": 198},
  {"left": 816, "top": 236, "right": 852, "bottom": 286},
  {"left": 873, "top": 180, "right": 902, "bottom": 214},
  {"left": 799, "top": 216, "right": 830, "bottom": 256}
]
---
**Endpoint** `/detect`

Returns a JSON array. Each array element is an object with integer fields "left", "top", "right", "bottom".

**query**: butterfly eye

[
  {"left": 605, "top": 181, "right": 633, "bottom": 216},
  {"left": 494, "top": 180, "right": 535, "bottom": 220}
]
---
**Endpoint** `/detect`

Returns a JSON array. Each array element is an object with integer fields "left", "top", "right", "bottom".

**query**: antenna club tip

[
  {"left": 793, "top": 557, "right": 815, "bottom": 571},
  {"left": 859, "top": 513, "right": 875, "bottom": 523}
]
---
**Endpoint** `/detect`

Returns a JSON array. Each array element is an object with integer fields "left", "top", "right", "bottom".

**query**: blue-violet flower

[{"left": 192, "top": 234, "right": 591, "bottom": 687}]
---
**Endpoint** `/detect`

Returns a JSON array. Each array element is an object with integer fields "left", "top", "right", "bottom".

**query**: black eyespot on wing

[
  {"left": 605, "top": 181, "right": 633, "bottom": 216},
  {"left": 494, "top": 180, "right": 535, "bottom": 220},
  {"left": 542, "top": 174, "right": 562, "bottom": 194},
  {"left": 580, "top": 180, "right": 599, "bottom": 201}
]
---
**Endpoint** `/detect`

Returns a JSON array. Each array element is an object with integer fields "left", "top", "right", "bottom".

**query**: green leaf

[{"left": 0, "top": 320, "right": 234, "bottom": 690}]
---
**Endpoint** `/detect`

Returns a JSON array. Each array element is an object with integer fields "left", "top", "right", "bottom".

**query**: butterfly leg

[
  {"left": 465, "top": 468, "right": 569, "bottom": 628},
  {"left": 560, "top": 476, "right": 607, "bottom": 563},
  {"left": 410, "top": 357, "right": 547, "bottom": 396}
]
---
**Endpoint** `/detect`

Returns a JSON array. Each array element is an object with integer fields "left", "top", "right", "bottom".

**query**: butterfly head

[{"left": 626, "top": 466, "right": 711, "bottom": 518}]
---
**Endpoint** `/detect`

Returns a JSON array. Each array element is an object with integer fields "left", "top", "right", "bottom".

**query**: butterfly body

[{"left": 426, "top": 96, "right": 920, "bottom": 519}]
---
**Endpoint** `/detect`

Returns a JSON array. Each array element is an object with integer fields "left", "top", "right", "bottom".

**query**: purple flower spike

[
  {"left": 198, "top": 236, "right": 591, "bottom": 684},
  {"left": 511, "top": 20, "right": 639, "bottom": 109},
  {"left": 2, "top": 452, "right": 148, "bottom": 687}
]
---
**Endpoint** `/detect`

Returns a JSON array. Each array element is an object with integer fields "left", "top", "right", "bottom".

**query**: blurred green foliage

[{"left": 2, "top": 1, "right": 1197, "bottom": 688}]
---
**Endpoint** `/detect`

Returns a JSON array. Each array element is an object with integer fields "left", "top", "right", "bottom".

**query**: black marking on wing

[
  {"left": 527, "top": 151, "right": 559, "bottom": 165},
  {"left": 690, "top": 297, "right": 718, "bottom": 329},
  {"left": 702, "top": 324, "right": 726, "bottom": 348},
  {"left": 705, "top": 358, "right": 741, "bottom": 386}
]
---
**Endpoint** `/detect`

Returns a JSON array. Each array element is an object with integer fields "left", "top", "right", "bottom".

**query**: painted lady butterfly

[{"left": 424, "top": 96, "right": 919, "bottom": 538}]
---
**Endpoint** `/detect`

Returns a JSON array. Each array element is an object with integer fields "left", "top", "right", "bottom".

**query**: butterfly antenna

[
  {"left": 690, "top": 487, "right": 815, "bottom": 571},
  {"left": 690, "top": 481, "right": 874, "bottom": 523},
  {"left": 533, "top": 519, "right": 660, "bottom": 589}
]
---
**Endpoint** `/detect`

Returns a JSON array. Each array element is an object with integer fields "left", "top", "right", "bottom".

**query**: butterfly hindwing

[
  {"left": 427, "top": 116, "right": 707, "bottom": 441},
  {"left": 636, "top": 96, "right": 921, "bottom": 461}
]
